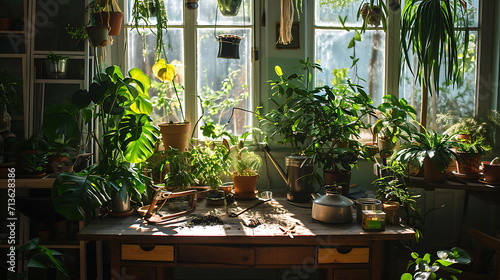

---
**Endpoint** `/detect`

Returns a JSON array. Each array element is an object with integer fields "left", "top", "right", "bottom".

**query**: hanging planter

[
  {"left": 217, "top": 0, "right": 243, "bottom": 16},
  {"left": 92, "top": 0, "right": 124, "bottom": 36},
  {"left": 86, "top": 26, "right": 110, "bottom": 47},
  {"left": 217, "top": 35, "right": 242, "bottom": 59}
]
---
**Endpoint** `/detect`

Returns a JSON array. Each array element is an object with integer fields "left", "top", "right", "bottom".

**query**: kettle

[
  {"left": 311, "top": 186, "right": 353, "bottom": 224},
  {"left": 261, "top": 144, "right": 315, "bottom": 202}
]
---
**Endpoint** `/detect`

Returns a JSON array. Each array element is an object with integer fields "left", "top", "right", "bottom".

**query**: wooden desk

[{"left": 78, "top": 198, "right": 414, "bottom": 280}]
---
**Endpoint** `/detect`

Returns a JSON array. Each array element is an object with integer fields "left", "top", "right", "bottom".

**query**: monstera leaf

[
  {"left": 51, "top": 172, "right": 111, "bottom": 221},
  {"left": 118, "top": 114, "right": 159, "bottom": 163}
]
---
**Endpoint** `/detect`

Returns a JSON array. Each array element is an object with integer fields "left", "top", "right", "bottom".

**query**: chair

[{"left": 459, "top": 227, "right": 500, "bottom": 280}]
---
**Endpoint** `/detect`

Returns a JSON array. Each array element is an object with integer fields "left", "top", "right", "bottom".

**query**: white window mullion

[{"left": 184, "top": 5, "right": 197, "bottom": 136}]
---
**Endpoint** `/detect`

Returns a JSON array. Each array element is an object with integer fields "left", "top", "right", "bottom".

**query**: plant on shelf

[
  {"left": 153, "top": 59, "right": 191, "bottom": 151},
  {"left": 0, "top": 71, "right": 22, "bottom": 133},
  {"left": 401, "top": 247, "right": 471, "bottom": 280},
  {"left": 51, "top": 66, "right": 160, "bottom": 221},
  {"left": 390, "top": 129, "right": 457, "bottom": 183},
  {"left": 451, "top": 136, "right": 487, "bottom": 178},
  {"left": 372, "top": 95, "right": 418, "bottom": 157},
  {"left": 131, "top": 0, "right": 168, "bottom": 60},
  {"left": 401, "top": 0, "right": 469, "bottom": 129}
]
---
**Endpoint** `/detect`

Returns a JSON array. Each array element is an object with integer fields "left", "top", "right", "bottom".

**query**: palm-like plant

[{"left": 400, "top": 0, "right": 469, "bottom": 129}]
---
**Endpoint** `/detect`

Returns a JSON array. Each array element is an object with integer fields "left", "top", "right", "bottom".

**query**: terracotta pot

[
  {"left": 455, "top": 152, "right": 481, "bottom": 175},
  {"left": 481, "top": 162, "right": 500, "bottom": 183},
  {"left": 92, "top": 11, "right": 124, "bottom": 36},
  {"left": 457, "top": 133, "right": 470, "bottom": 141},
  {"left": 323, "top": 171, "right": 351, "bottom": 196},
  {"left": 233, "top": 175, "right": 258, "bottom": 195},
  {"left": 86, "top": 26, "right": 109, "bottom": 47},
  {"left": 0, "top": 17, "right": 11, "bottom": 30},
  {"left": 383, "top": 201, "right": 400, "bottom": 225},
  {"left": 159, "top": 122, "right": 191, "bottom": 151},
  {"left": 47, "top": 155, "right": 68, "bottom": 173},
  {"left": 423, "top": 156, "right": 447, "bottom": 183}
]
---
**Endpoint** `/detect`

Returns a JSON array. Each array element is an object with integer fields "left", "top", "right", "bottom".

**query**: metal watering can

[{"left": 261, "top": 144, "right": 315, "bottom": 202}]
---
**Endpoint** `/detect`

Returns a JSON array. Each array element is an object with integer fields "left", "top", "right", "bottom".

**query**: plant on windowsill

[
  {"left": 390, "top": 128, "right": 458, "bottom": 183},
  {"left": 51, "top": 66, "right": 160, "bottom": 221},
  {"left": 153, "top": 59, "right": 191, "bottom": 152},
  {"left": 451, "top": 137, "right": 486, "bottom": 179},
  {"left": 401, "top": 0, "right": 469, "bottom": 130}
]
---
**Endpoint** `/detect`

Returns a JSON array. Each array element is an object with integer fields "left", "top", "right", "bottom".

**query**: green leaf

[
  {"left": 117, "top": 114, "right": 159, "bottom": 163},
  {"left": 275, "top": 66, "right": 283, "bottom": 76},
  {"left": 400, "top": 273, "right": 413, "bottom": 280}
]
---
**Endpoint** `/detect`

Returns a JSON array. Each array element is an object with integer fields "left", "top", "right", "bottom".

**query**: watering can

[{"left": 261, "top": 144, "right": 315, "bottom": 202}]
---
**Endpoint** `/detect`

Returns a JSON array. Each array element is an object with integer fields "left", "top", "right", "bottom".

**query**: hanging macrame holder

[
  {"left": 214, "top": 3, "right": 246, "bottom": 59},
  {"left": 278, "top": 0, "right": 294, "bottom": 45}
]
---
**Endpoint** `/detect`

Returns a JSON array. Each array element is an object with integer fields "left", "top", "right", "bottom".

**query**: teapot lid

[{"left": 313, "top": 186, "right": 353, "bottom": 207}]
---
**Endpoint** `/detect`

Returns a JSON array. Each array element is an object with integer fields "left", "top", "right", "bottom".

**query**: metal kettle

[
  {"left": 261, "top": 144, "right": 315, "bottom": 202},
  {"left": 311, "top": 186, "right": 353, "bottom": 224}
]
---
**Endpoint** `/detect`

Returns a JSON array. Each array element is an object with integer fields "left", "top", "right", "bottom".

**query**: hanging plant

[
  {"left": 131, "top": 0, "right": 169, "bottom": 61},
  {"left": 217, "top": 0, "right": 244, "bottom": 17}
]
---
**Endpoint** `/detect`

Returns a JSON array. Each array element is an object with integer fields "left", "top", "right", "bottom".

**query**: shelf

[
  {"left": 33, "top": 51, "right": 86, "bottom": 57},
  {"left": 0, "top": 178, "right": 56, "bottom": 189},
  {"left": 35, "top": 79, "right": 85, "bottom": 84},
  {"left": 0, "top": 31, "right": 25, "bottom": 35},
  {"left": 0, "top": 53, "right": 25, "bottom": 58}
]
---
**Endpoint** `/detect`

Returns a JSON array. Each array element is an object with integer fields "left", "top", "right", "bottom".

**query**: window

[
  {"left": 126, "top": 0, "right": 253, "bottom": 137},
  {"left": 314, "top": 0, "right": 480, "bottom": 132}
]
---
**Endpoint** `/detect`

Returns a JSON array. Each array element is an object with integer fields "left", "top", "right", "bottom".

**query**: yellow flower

[{"left": 152, "top": 59, "right": 176, "bottom": 83}]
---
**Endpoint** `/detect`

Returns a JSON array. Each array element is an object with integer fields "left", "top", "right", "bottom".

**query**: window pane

[
  {"left": 316, "top": 0, "right": 366, "bottom": 27},
  {"left": 315, "top": 30, "right": 385, "bottom": 105},
  {"left": 127, "top": 0, "right": 183, "bottom": 25},
  {"left": 399, "top": 31, "right": 477, "bottom": 132},
  {"left": 197, "top": 28, "right": 252, "bottom": 136},
  {"left": 400, "top": 0, "right": 479, "bottom": 28},
  {"left": 128, "top": 28, "right": 185, "bottom": 124},
  {"left": 198, "top": 0, "right": 252, "bottom": 26}
]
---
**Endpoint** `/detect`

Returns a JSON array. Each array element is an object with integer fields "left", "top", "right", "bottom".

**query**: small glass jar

[{"left": 383, "top": 201, "right": 400, "bottom": 225}]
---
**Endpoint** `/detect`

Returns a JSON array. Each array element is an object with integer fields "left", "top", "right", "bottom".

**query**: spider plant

[{"left": 400, "top": 0, "right": 469, "bottom": 129}]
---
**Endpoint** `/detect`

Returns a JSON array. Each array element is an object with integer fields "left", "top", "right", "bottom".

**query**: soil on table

[{"left": 185, "top": 214, "right": 223, "bottom": 227}]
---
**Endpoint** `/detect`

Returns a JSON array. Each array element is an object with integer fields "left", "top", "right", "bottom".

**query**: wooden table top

[{"left": 78, "top": 198, "right": 415, "bottom": 244}]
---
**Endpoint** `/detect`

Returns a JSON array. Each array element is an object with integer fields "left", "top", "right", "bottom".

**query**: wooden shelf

[
  {"left": 0, "top": 178, "right": 55, "bottom": 189},
  {"left": 35, "top": 79, "right": 84, "bottom": 84}
]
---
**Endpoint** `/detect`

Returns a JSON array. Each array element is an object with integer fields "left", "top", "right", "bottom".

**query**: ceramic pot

[
  {"left": 92, "top": 11, "right": 124, "bottom": 36},
  {"left": 423, "top": 156, "right": 447, "bottom": 183},
  {"left": 217, "top": 35, "right": 242, "bottom": 59},
  {"left": 47, "top": 155, "right": 69, "bottom": 173},
  {"left": 218, "top": 0, "right": 243, "bottom": 16},
  {"left": 383, "top": 201, "right": 400, "bottom": 224},
  {"left": 0, "top": 18, "right": 11, "bottom": 30},
  {"left": 86, "top": 26, "right": 109, "bottom": 47},
  {"left": 455, "top": 152, "right": 481, "bottom": 176},
  {"left": 233, "top": 175, "right": 259, "bottom": 200},
  {"left": 45, "top": 59, "right": 68, "bottom": 79},
  {"left": 206, "top": 190, "right": 225, "bottom": 206},
  {"left": 481, "top": 162, "right": 500, "bottom": 183},
  {"left": 159, "top": 122, "right": 191, "bottom": 151},
  {"left": 112, "top": 192, "right": 131, "bottom": 213},
  {"left": 323, "top": 171, "right": 351, "bottom": 196}
]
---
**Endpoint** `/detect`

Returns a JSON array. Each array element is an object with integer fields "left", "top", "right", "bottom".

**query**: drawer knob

[{"left": 242, "top": 257, "right": 249, "bottom": 262}]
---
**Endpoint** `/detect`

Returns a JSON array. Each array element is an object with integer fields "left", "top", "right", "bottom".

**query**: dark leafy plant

[
  {"left": 190, "top": 139, "right": 231, "bottom": 190},
  {"left": 51, "top": 66, "right": 159, "bottom": 221},
  {"left": 46, "top": 52, "right": 67, "bottom": 63},
  {"left": 7, "top": 238, "right": 68, "bottom": 279},
  {"left": 162, "top": 148, "right": 196, "bottom": 191},
  {"left": 452, "top": 137, "right": 486, "bottom": 156},
  {"left": 0, "top": 71, "right": 22, "bottom": 116},
  {"left": 373, "top": 94, "right": 418, "bottom": 145},
  {"left": 391, "top": 129, "right": 458, "bottom": 172},
  {"left": 401, "top": 0, "right": 469, "bottom": 96},
  {"left": 401, "top": 247, "right": 471, "bottom": 280},
  {"left": 217, "top": 0, "right": 244, "bottom": 16}
]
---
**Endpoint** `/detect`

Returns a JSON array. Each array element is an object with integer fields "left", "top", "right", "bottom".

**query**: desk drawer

[
  {"left": 255, "top": 246, "right": 315, "bottom": 265},
  {"left": 178, "top": 245, "right": 255, "bottom": 265},
  {"left": 317, "top": 247, "right": 369, "bottom": 264},
  {"left": 122, "top": 244, "right": 174, "bottom": 262}
]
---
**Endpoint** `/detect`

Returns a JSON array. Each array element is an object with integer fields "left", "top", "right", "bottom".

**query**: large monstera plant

[{"left": 52, "top": 66, "right": 159, "bottom": 221}]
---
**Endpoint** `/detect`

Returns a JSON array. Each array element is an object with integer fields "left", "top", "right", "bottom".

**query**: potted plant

[
  {"left": 190, "top": 138, "right": 232, "bottom": 206},
  {"left": 85, "top": 7, "right": 109, "bottom": 48},
  {"left": 372, "top": 94, "right": 417, "bottom": 157},
  {"left": 90, "top": 0, "right": 124, "bottom": 36},
  {"left": 66, "top": 24, "right": 88, "bottom": 50},
  {"left": 0, "top": 71, "right": 21, "bottom": 134},
  {"left": 153, "top": 59, "right": 191, "bottom": 151},
  {"left": 231, "top": 140, "right": 262, "bottom": 200},
  {"left": 0, "top": 0, "right": 11, "bottom": 31},
  {"left": 390, "top": 129, "right": 457, "bottom": 183},
  {"left": 131, "top": 0, "right": 168, "bottom": 60},
  {"left": 51, "top": 66, "right": 160, "bottom": 221},
  {"left": 401, "top": 0, "right": 469, "bottom": 129},
  {"left": 452, "top": 137, "right": 486, "bottom": 179},
  {"left": 160, "top": 148, "right": 196, "bottom": 191},
  {"left": 217, "top": 0, "right": 244, "bottom": 17},
  {"left": 45, "top": 52, "right": 68, "bottom": 79}
]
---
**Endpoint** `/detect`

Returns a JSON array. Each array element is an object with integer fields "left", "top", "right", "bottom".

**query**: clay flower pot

[
  {"left": 423, "top": 156, "right": 447, "bottom": 183},
  {"left": 323, "top": 171, "right": 351, "bottom": 196},
  {"left": 481, "top": 162, "right": 500, "bottom": 183},
  {"left": 92, "top": 11, "right": 124, "bottom": 36},
  {"left": 158, "top": 122, "right": 191, "bottom": 151},
  {"left": 86, "top": 26, "right": 109, "bottom": 47}
]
